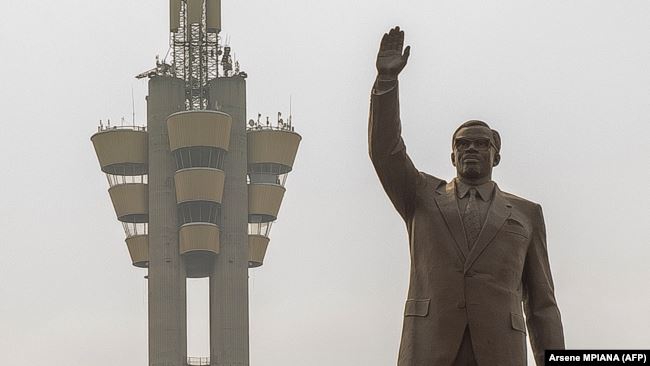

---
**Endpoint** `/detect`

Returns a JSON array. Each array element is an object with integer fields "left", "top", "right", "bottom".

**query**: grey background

[{"left": 0, "top": 0, "right": 648, "bottom": 365}]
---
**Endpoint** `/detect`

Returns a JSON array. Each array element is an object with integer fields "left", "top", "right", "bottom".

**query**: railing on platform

[
  {"left": 187, "top": 356, "right": 210, "bottom": 366},
  {"left": 96, "top": 124, "right": 147, "bottom": 133}
]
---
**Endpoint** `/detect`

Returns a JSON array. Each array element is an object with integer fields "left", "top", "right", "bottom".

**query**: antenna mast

[
  {"left": 170, "top": 0, "right": 222, "bottom": 110},
  {"left": 131, "top": 86, "right": 136, "bottom": 126}
]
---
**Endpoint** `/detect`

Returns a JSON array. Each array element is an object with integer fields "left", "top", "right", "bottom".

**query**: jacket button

[{"left": 457, "top": 300, "right": 466, "bottom": 309}]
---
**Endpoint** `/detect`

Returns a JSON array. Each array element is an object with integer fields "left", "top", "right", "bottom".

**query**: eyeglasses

[{"left": 453, "top": 138, "right": 495, "bottom": 151}]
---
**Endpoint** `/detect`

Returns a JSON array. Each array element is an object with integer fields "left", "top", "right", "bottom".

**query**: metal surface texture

[{"left": 369, "top": 27, "right": 564, "bottom": 365}]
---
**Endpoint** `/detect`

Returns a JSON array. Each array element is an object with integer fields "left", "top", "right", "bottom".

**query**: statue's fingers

[
  {"left": 380, "top": 33, "right": 389, "bottom": 49},
  {"left": 389, "top": 27, "right": 400, "bottom": 43},
  {"left": 392, "top": 32, "right": 402, "bottom": 50},
  {"left": 386, "top": 33, "right": 397, "bottom": 51},
  {"left": 403, "top": 45, "right": 411, "bottom": 60},
  {"left": 382, "top": 34, "right": 396, "bottom": 53}
]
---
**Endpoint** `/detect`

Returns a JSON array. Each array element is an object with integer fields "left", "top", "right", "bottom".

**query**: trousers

[{"left": 452, "top": 327, "right": 477, "bottom": 366}]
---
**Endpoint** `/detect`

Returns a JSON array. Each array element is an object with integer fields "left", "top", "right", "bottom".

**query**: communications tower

[{"left": 91, "top": 1, "right": 301, "bottom": 365}]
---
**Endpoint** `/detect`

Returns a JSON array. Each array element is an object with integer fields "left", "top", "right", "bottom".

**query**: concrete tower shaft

[
  {"left": 208, "top": 76, "right": 249, "bottom": 366},
  {"left": 147, "top": 76, "right": 188, "bottom": 366}
]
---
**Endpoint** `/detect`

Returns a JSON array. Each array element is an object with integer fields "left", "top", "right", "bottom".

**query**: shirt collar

[{"left": 455, "top": 178, "right": 495, "bottom": 202}]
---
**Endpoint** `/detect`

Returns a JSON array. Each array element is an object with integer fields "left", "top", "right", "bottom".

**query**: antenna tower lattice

[{"left": 171, "top": 0, "right": 220, "bottom": 110}]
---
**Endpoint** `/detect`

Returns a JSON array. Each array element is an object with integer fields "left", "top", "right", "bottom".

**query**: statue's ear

[
  {"left": 493, "top": 153, "right": 501, "bottom": 167},
  {"left": 451, "top": 152, "right": 456, "bottom": 167}
]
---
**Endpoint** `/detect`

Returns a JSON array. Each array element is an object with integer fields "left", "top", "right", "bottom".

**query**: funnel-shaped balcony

[
  {"left": 91, "top": 126, "right": 149, "bottom": 269},
  {"left": 91, "top": 127, "right": 148, "bottom": 175},
  {"left": 168, "top": 111, "right": 232, "bottom": 278},
  {"left": 123, "top": 222, "right": 148, "bottom": 268},
  {"left": 168, "top": 110, "right": 231, "bottom": 152},
  {"left": 179, "top": 223, "right": 220, "bottom": 278},
  {"left": 246, "top": 126, "right": 301, "bottom": 268},
  {"left": 247, "top": 129, "right": 301, "bottom": 173},
  {"left": 108, "top": 183, "right": 149, "bottom": 223},
  {"left": 126, "top": 235, "right": 149, "bottom": 268},
  {"left": 174, "top": 168, "right": 225, "bottom": 204},
  {"left": 247, "top": 222, "right": 272, "bottom": 268},
  {"left": 248, "top": 184, "right": 286, "bottom": 223},
  {"left": 248, "top": 235, "right": 270, "bottom": 268}
]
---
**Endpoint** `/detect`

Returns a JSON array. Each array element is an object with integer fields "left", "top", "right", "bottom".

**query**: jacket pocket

[
  {"left": 502, "top": 221, "right": 529, "bottom": 239},
  {"left": 511, "top": 312, "right": 527, "bottom": 334},
  {"left": 404, "top": 299, "right": 430, "bottom": 317}
]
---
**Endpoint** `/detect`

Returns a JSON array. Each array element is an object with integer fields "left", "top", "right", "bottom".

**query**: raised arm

[{"left": 369, "top": 27, "right": 419, "bottom": 221}]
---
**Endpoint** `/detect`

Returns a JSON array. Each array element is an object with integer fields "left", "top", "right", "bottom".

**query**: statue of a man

[{"left": 369, "top": 26, "right": 565, "bottom": 366}]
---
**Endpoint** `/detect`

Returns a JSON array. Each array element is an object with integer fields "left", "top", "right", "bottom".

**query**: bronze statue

[{"left": 369, "top": 26, "right": 565, "bottom": 366}]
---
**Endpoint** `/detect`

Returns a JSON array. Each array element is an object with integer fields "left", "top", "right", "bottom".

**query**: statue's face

[{"left": 451, "top": 126, "right": 500, "bottom": 181}]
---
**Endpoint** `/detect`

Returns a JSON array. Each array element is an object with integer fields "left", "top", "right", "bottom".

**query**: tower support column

[
  {"left": 209, "top": 76, "right": 250, "bottom": 366},
  {"left": 147, "top": 76, "right": 188, "bottom": 366}
]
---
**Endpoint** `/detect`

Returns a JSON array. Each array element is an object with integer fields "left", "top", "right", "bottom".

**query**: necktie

[{"left": 463, "top": 188, "right": 482, "bottom": 250}]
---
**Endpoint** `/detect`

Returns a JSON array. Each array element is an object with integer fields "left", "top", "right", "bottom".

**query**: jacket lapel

[
  {"left": 464, "top": 186, "right": 512, "bottom": 272},
  {"left": 434, "top": 182, "right": 469, "bottom": 261}
]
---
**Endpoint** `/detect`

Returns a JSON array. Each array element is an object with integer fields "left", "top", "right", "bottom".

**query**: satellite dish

[{"left": 248, "top": 119, "right": 255, "bottom": 127}]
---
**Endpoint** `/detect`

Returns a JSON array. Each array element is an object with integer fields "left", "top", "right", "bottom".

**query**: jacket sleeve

[
  {"left": 368, "top": 79, "right": 421, "bottom": 221},
  {"left": 522, "top": 204, "right": 565, "bottom": 365}
]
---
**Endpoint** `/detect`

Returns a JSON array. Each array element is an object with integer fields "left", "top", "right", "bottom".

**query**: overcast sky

[{"left": 0, "top": 0, "right": 649, "bottom": 365}]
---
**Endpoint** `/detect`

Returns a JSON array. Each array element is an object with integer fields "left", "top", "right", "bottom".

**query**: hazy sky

[{"left": 0, "top": 1, "right": 648, "bottom": 365}]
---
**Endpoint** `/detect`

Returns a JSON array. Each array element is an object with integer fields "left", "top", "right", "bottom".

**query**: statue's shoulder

[
  {"left": 418, "top": 172, "right": 447, "bottom": 190},
  {"left": 499, "top": 189, "right": 542, "bottom": 217}
]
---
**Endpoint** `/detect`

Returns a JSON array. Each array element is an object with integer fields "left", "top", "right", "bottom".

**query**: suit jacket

[{"left": 369, "top": 81, "right": 564, "bottom": 366}]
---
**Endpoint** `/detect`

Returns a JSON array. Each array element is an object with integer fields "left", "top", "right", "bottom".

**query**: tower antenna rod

[{"left": 131, "top": 86, "right": 136, "bottom": 126}]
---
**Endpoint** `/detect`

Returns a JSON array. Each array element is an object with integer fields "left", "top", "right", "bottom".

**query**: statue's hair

[{"left": 452, "top": 120, "right": 501, "bottom": 153}]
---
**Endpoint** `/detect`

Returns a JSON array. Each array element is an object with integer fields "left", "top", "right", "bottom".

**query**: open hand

[{"left": 376, "top": 26, "right": 411, "bottom": 79}]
